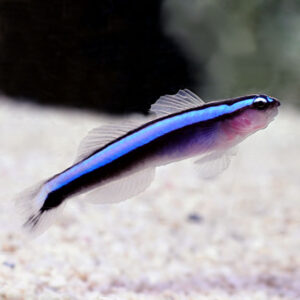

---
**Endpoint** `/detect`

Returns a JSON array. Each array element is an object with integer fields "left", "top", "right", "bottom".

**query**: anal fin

[{"left": 83, "top": 168, "right": 155, "bottom": 204}]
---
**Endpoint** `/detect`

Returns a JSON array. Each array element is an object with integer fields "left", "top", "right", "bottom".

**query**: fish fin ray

[
  {"left": 13, "top": 181, "right": 65, "bottom": 237},
  {"left": 194, "top": 148, "right": 237, "bottom": 179},
  {"left": 150, "top": 89, "right": 205, "bottom": 118},
  {"left": 74, "top": 115, "right": 153, "bottom": 163},
  {"left": 76, "top": 89, "right": 204, "bottom": 162},
  {"left": 84, "top": 168, "right": 155, "bottom": 204}
]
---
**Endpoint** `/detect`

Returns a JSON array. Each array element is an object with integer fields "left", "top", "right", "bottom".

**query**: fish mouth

[
  {"left": 267, "top": 106, "right": 279, "bottom": 121},
  {"left": 267, "top": 98, "right": 280, "bottom": 121},
  {"left": 274, "top": 100, "right": 281, "bottom": 107},
  {"left": 271, "top": 97, "right": 281, "bottom": 107}
]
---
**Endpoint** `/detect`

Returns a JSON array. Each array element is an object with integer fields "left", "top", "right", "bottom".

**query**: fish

[{"left": 15, "top": 89, "right": 280, "bottom": 235}]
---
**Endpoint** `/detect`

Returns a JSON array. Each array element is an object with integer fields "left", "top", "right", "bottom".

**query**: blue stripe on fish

[{"left": 50, "top": 97, "right": 255, "bottom": 191}]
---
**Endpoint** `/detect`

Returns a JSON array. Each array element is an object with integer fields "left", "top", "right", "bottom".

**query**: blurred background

[
  {"left": 0, "top": 0, "right": 194, "bottom": 113},
  {"left": 1, "top": 0, "right": 300, "bottom": 112}
]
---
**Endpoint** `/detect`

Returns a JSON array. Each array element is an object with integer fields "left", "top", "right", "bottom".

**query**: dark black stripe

[{"left": 41, "top": 121, "right": 218, "bottom": 211}]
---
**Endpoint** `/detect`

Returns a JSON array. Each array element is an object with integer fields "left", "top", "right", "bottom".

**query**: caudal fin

[{"left": 14, "top": 182, "right": 65, "bottom": 237}]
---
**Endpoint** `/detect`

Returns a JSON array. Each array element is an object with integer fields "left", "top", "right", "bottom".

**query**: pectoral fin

[{"left": 194, "top": 148, "right": 237, "bottom": 179}]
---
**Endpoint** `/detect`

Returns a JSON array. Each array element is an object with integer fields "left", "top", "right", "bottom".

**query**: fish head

[{"left": 222, "top": 95, "right": 280, "bottom": 142}]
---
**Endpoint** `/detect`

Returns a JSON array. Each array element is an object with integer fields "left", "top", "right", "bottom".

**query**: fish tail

[{"left": 14, "top": 181, "right": 65, "bottom": 237}]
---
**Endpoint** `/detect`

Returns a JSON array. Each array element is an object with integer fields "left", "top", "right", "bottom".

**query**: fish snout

[
  {"left": 271, "top": 97, "right": 281, "bottom": 107},
  {"left": 274, "top": 100, "right": 280, "bottom": 107}
]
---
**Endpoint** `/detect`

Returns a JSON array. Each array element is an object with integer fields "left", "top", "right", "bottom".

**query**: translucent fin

[
  {"left": 14, "top": 181, "right": 65, "bottom": 237},
  {"left": 194, "top": 148, "right": 237, "bottom": 180},
  {"left": 150, "top": 89, "right": 205, "bottom": 118},
  {"left": 74, "top": 115, "right": 153, "bottom": 163},
  {"left": 84, "top": 168, "right": 155, "bottom": 204},
  {"left": 75, "top": 90, "right": 204, "bottom": 163}
]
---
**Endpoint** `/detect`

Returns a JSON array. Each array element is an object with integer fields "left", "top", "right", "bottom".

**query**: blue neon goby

[{"left": 15, "top": 89, "right": 280, "bottom": 235}]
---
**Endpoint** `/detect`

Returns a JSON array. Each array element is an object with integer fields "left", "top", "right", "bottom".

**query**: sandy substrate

[{"left": 0, "top": 96, "right": 299, "bottom": 300}]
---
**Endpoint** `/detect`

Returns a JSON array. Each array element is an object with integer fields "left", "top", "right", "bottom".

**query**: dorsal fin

[
  {"left": 75, "top": 89, "right": 204, "bottom": 163},
  {"left": 74, "top": 115, "right": 153, "bottom": 163},
  {"left": 150, "top": 89, "right": 205, "bottom": 118}
]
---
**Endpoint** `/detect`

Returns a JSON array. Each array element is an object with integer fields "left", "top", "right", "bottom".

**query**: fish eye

[{"left": 253, "top": 97, "right": 268, "bottom": 110}]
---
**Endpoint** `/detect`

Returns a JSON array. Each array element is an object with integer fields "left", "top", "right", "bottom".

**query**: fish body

[{"left": 15, "top": 90, "right": 280, "bottom": 235}]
